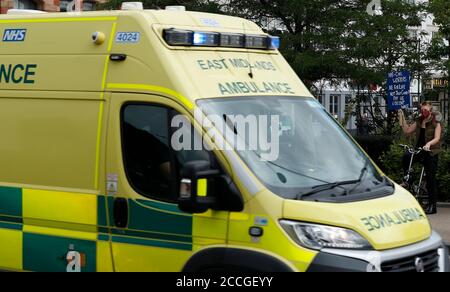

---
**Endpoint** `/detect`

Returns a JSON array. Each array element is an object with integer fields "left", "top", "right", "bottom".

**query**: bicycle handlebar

[{"left": 399, "top": 144, "right": 431, "bottom": 154}]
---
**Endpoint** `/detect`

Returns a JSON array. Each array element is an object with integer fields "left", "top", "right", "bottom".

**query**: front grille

[{"left": 381, "top": 249, "right": 440, "bottom": 272}]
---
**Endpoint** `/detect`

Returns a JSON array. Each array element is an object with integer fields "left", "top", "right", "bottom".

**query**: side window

[{"left": 121, "top": 104, "right": 211, "bottom": 203}]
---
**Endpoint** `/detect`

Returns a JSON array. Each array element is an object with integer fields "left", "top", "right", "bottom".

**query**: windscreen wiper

[
  {"left": 296, "top": 179, "right": 361, "bottom": 200},
  {"left": 297, "top": 160, "right": 371, "bottom": 200},
  {"left": 345, "top": 160, "right": 370, "bottom": 195}
]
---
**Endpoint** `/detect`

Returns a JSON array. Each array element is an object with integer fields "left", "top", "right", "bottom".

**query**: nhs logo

[{"left": 2, "top": 29, "right": 27, "bottom": 42}]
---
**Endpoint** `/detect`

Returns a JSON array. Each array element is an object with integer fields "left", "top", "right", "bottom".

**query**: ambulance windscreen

[{"left": 197, "top": 96, "right": 394, "bottom": 203}]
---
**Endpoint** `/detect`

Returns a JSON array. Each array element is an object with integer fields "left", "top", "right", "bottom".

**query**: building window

[
  {"left": 60, "top": 0, "right": 69, "bottom": 12},
  {"left": 329, "top": 94, "right": 340, "bottom": 116},
  {"left": 345, "top": 94, "right": 353, "bottom": 105},
  {"left": 60, "top": 0, "right": 96, "bottom": 12},
  {"left": 83, "top": 1, "right": 95, "bottom": 11},
  {"left": 14, "top": 0, "right": 37, "bottom": 10}
]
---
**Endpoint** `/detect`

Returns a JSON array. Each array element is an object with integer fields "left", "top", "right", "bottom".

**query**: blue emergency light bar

[{"left": 163, "top": 29, "right": 280, "bottom": 50}]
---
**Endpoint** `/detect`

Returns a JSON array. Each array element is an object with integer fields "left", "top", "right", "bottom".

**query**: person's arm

[
  {"left": 398, "top": 110, "right": 417, "bottom": 135},
  {"left": 423, "top": 123, "right": 442, "bottom": 151}
]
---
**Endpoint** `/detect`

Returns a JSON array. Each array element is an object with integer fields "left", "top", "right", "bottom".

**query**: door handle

[{"left": 113, "top": 198, "right": 128, "bottom": 228}]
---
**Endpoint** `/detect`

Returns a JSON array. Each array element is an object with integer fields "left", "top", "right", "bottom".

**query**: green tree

[
  {"left": 343, "top": 0, "right": 425, "bottom": 135},
  {"left": 218, "top": 0, "right": 365, "bottom": 87},
  {"left": 428, "top": 0, "right": 450, "bottom": 131},
  {"left": 101, "top": 0, "right": 427, "bottom": 134},
  {"left": 101, "top": 0, "right": 221, "bottom": 13},
  {"left": 218, "top": 0, "right": 424, "bottom": 135}
]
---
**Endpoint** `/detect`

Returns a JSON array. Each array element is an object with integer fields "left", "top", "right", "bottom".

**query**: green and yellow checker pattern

[
  {"left": 0, "top": 186, "right": 196, "bottom": 272},
  {"left": 0, "top": 186, "right": 100, "bottom": 272}
]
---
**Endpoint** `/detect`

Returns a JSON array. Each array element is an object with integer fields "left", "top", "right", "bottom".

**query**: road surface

[{"left": 428, "top": 207, "right": 450, "bottom": 245}]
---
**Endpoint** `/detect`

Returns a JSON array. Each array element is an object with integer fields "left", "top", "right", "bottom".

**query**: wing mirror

[{"left": 178, "top": 160, "right": 244, "bottom": 214}]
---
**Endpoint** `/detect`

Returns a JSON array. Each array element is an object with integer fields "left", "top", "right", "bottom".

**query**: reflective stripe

[
  {"left": 112, "top": 235, "right": 192, "bottom": 251},
  {"left": 0, "top": 17, "right": 117, "bottom": 24},
  {"left": 106, "top": 83, "right": 194, "bottom": 110},
  {"left": 101, "top": 22, "right": 117, "bottom": 90},
  {"left": 95, "top": 22, "right": 117, "bottom": 189},
  {"left": 94, "top": 100, "right": 104, "bottom": 190},
  {"left": 0, "top": 221, "right": 22, "bottom": 231},
  {"left": 23, "top": 225, "right": 97, "bottom": 241},
  {"left": 107, "top": 22, "right": 117, "bottom": 52}
]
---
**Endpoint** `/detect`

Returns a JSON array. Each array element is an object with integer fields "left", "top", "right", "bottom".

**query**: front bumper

[{"left": 307, "top": 231, "right": 449, "bottom": 272}]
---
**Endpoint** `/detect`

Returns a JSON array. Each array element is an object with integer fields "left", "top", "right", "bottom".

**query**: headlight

[{"left": 280, "top": 220, "right": 373, "bottom": 250}]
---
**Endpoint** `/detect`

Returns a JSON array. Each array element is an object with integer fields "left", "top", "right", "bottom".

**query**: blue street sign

[{"left": 387, "top": 71, "right": 412, "bottom": 111}]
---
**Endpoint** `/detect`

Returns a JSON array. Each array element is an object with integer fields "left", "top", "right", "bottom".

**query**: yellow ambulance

[{"left": 0, "top": 4, "right": 448, "bottom": 272}]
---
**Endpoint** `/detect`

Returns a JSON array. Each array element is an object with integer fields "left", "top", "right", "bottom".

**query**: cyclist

[{"left": 398, "top": 101, "right": 442, "bottom": 215}]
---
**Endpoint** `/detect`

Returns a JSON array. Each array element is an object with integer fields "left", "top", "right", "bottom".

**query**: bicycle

[{"left": 399, "top": 144, "right": 430, "bottom": 209}]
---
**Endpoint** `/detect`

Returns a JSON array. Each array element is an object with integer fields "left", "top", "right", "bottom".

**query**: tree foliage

[
  {"left": 428, "top": 1, "right": 450, "bottom": 88},
  {"left": 100, "top": 0, "right": 221, "bottom": 13},
  {"left": 428, "top": 0, "right": 450, "bottom": 130},
  {"left": 102, "top": 0, "right": 428, "bottom": 134},
  {"left": 218, "top": 1, "right": 425, "bottom": 134},
  {"left": 102, "top": 1, "right": 424, "bottom": 84},
  {"left": 428, "top": 0, "right": 450, "bottom": 37}
]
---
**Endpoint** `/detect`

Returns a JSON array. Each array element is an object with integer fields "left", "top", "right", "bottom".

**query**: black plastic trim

[
  {"left": 443, "top": 244, "right": 450, "bottom": 272},
  {"left": 182, "top": 248, "right": 294, "bottom": 272},
  {"left": 306, "top": 252, "right": 369, "bottom": 272},
  {"left": 113, "top": 197, "right": 129, "bottom": 228}
]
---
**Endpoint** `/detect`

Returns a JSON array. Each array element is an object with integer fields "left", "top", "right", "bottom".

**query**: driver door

[{"left": 104, "top": 93, "right": 229, "bottom": 272}]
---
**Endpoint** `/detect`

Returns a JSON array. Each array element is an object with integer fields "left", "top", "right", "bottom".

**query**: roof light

[
  {"left": 193, "top": 32, "right": 220, "bottom": 47},
  {"left": 121, "top": 2, "right": 144, "bottom": 11},
  {"left": 268, "top": 36, "right": 281, "bottom": 50},
  {"left": 220, "top": 33, "right": 245, "bottom": 48},
  {"left": 165, "top": 6, "right": 186, "bottom": 11},
  {"left": 245, "top": 35, "right": 269, "bottom": 49},
  {"left": 163, "top": 29, "right": 193, "bottom": 46},
  {"left": 162, "top": 29, "right": 281, "bottom": 50}
]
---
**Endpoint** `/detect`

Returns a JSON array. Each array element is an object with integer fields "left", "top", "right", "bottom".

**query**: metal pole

[
  {"left": 447, "top": 79, "right": 450, "bottom": 131},
  {"left": 448, "top": 38, "right": 450, "bottom": 130},
  {"left": 418, "top": 38, "right": 421, "bottom": 104}
]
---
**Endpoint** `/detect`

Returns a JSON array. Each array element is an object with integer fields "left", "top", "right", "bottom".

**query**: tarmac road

[{"left": 428, "top": 207, "right": 450, "bottom": 246}]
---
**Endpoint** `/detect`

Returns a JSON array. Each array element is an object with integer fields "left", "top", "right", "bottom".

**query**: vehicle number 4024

[{"left": 115, "top": 32, "right": 141, "bottom": 43}]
